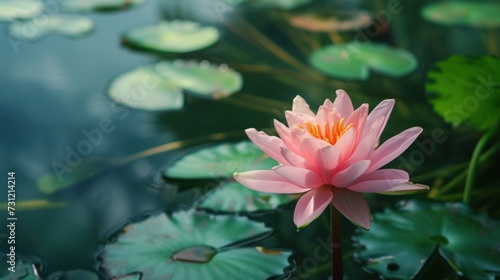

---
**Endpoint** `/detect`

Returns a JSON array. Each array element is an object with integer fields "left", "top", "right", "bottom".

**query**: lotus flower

[{"left": 233, "top": 90, "right": 429, "bottom": 230}]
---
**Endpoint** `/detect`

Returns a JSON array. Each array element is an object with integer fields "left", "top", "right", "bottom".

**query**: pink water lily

[{"left": 233, "top": 90, "right": 429, "bottom": 230}]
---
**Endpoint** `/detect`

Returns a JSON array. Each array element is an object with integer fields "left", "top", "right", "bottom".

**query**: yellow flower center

[{"left": 299, "top": 118, "right": 353, "bottom": 145}]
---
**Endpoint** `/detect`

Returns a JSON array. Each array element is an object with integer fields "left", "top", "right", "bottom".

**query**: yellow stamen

[{"left": 301, "top": 118, "right": 353, "bottom": 145}]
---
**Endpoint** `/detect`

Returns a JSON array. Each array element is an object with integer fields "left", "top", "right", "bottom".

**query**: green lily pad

[
  {"left": 253, "top": 0, "right": 312, "bottom": 9},
  {"left": 426, "top": 55, "right": 500, "bottom": 131},
  {"left": 163, "top": 141, "right": 277, "bottom": 180},
  {"left": 0, "top": 0, "right": 42, "bottom": 21},
  {"left": 156, "top": 60, "right": 243, "bottom": 98},
  {"left": 0, "top": 256, "right": 44, "bottom": 280},
  {"left": 98, "top": 210, "right": 292, "bottom": 279},
  {"left": 124, "top": 21, "right": 220, "bottom": 53},
  {"left": 108, "top": 60, "right": 242, "bottom": 111},
  {"left": 61, "top": 0, "right": 146, "bottom": 12},
  {"left": 421, "top": 2, "right": 500, "bottom": 28},
  {"left": 199, "top": 181, "right": 296, "bottom": 212},
  {"left": 310, "top": 42, "right": 418, "bottom": 80},
  {"left": 108, "top": 64, "right": 184, "bottom": 111},
  {"left": 353, "top": 200, "right": 500, "bottom": 279},
  {"left": 9, "top": 15, "right": 94, "bottom": 41}
]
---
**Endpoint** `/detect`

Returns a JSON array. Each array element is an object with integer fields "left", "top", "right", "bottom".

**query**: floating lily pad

[
  {"left": 108, "top": 60, "right": 242, "bottom": 111},
  {"left": 98, "top": 210, "right": 291, "bottom": 279},
  {"left": 9, "top": 15, "right": 94, "bottom": 41},
  {"left": 353, "top": 200, "right": 500, "bottom": 279},
  {"left": 156, "top": 60, "right": 243, "bottom": 98},
  {"left": 0, "top": 0, "right": 42, "bottom": 21},
  {"left": 108, "top": 64, "right": 184, "bottom": 111},
  {"left": 199, "top": 181, "right": 296, "bottom": 212},
  {"left": 124, "top": 21, "right": 220, "bottom": 53},
  {"left": 421, "top": 2, "right": 500, "bottom": 28},
  {"left": 61, "top": 0, "right": 146, "bottom": 12},
  {"left": 310, "top": 42, "right": 418, "bottom": 80},
  {"left": 253, "top": 0, "right": 312, "bottom": 9},
  {"left": 163, "top": 141, "right": 277, "bottom": 180},
  {"left": 0, "top": 256, "right": 44, "bottom": 280},
  {"left": 426, "top": 55, "right": 500, "bottom": 131},
  {"left": 289, "top": 10, "right": 373, "bottom": 32}
]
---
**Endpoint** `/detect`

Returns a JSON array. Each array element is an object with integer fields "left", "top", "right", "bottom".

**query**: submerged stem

[
  {"left": 330, "top": 206, "right": 343, "bottom": 279},
  {"left": 463, "top": 128, "right": 497, "bottom": 204}
]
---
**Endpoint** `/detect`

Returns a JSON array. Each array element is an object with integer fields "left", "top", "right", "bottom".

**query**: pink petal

[
  {"left": 378, "top": 181, "right": 430, "bottom": 195},
  {"left": 299, "top": 137, "right": 331, "bottom": 164},
  {"left": 316, "top": 104, "right": 340, "bottom": 125},
  {"left": 245, "top": 128, "right": 287, "bottom": 165},
  {"left": 367, "top": 127, "right": 423, "bottom": 173},
  {"left": 343, "top": 125, "right": 378, "bottom": 167},
  {"left": 347, "top": 169, "right": 409, "bottom": 192},
  {"left": 332, "top": 90, "right": 354, "bottom": 118},
  {"left": 285, "top": 111, "right": 316, "bottom": 128},
  {"left": 331, "top": 188, "right": 371, "bottom": 230},
  {"left": 346, "top": 104, "right": 368, "bottom": 144},
  {"left": 316, "top": 145, "right": 341, "bottom": 182},
  {"left": 273, "top": 165, "right": 324, "bottom": 189},
  {"left": 280, "top": 147, "right": 314, "bottom": 170},
  {"left": 234, "top": 170, "right": 309, "bottom": 194},
  {"left": 331, "top": 160, "right": 370, "bottom": 187},
  {"left": 364, "top": 99, "right": 394, "bottom": 140},
  {"left": 293, "top": 187, "right": 333, "bottom": 228},
  {"left": 274, "top": 120, "right": 300, "bottom": 154},
  {"left": 334, "top": 127, "right": 356, "bottom": 161},
  {"left": 292, "top": 96, "right": 315, "bottom": 116}
]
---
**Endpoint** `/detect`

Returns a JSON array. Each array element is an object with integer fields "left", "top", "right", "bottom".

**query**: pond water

[{"left": 1, "top": 0, "right": 499, "bottom": 279}]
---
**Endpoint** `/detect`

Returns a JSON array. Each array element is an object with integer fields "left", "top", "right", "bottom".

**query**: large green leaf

[
  {"left": 61, "top": 0, "right": 146, "bottom": 12},
  {"left": 108, "top": 60, "right": 242, "bottom": 111},
  {"left": 156, "top": 60, "right": 243, "bottom": 98},
  {"left": 353, "top": 200, "right": 500, "bottom": 280},
  {"left": 426, "top": 55, "right": 500, "bottom": 131},
  {"left": 98, "top": 210, "right": 292, "bottom": 279},
  {"left": 310, "top": 42, "right": 418, "bottom": 80},
  {"left": 421, "top": 2, "right": 500, "bottom": 28},
  {"left": 124, "top": 21, "right": 220, "bottom": 53},
  {"left": 199, "top": 181, "right": 296, "bottom": 213},
  {"left": 9, "top": 15, "right": 94, "bottom": 41},
  {"left": 163, "top": 141, "right": 277, "bottom": 179},
  {"left": 0, "top": 0, "right": 42, "bottom": 21}
]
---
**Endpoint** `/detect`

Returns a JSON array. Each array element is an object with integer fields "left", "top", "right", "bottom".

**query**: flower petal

[
  {"left": 273, "top": 165, "right": 324, "bottom": 189},
  {"left": 331, "top": 188, "right": 370, "bottom": 230},
  {"left": 292, "top": 95, "right": 315, "bottom": 116},
  {"left": 316, "top": 145, "right": 341, "bottom": 182},
  {"left": 367, "top": 127, "right": 423, "bottom": 173},
  {"left": 334, "top": 126, "right": 356, "bottom": 161},
  {"left": 293, "top": 187, "right": 333, "bottom": 228},
  {"left": 274, "top": 119, "right": 300, "bottom": 154},
  {"left": 377, "top": 181, "right": 430, "bottom": 195},
  {"left": 331, "top": 160, "right": 370, "bottom": 187},
  {"left": 280, "top": 146, "right": 314, "bottom": 170},
  {"left": 285, "top": 111, "right": 316, "bottom": 128},
  {"left": 245, "top": 128, "right": 287, "bottom": 165},
  {"left": 347, "top": 169, "right": 409, "bottom": 192},
  {"left": 364, "top": 99, "right": 394, "bottom": 140},
  {"left": 234, "top": 170, "right": 309, "bottom": 194},
  {"left": 333, "top": 89, "right": 354, "bottom": 118}
]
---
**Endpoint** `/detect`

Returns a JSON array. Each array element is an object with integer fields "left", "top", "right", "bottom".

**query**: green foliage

[
  {"left": 0, "top": 0, "right": 42, "bottom": 21},
  {"left": 310, "top": 42, "right": 418, "bottom": 80},
  {"left": 9, "top": 15, "right": 94, "bottom": 41},
  {"left": 421, "top": 2, "right": 500, "bottom": 28},
  {"left": 163, "top": 141, "right": 276, "bottom": 179},
  {"left": 61, "top": 0, "right": 146, "bottom": 12},
  {"left": 199, "top": 181, "right": 296, "bottom": 212},
  {"left": 99, "top": 210, "right": 292, "bottom": 279},
  {"left": 123, "top": 21, "right": 220, "bottom": 53},
  {"left": 426, "top": 55, "right": 500, "bottom": 131},
  {"left": 353, "top": 200, "right": 500, "bottom": 280},
  {"left": 108, "top": 60, "right": 242, "bottom": 111}
]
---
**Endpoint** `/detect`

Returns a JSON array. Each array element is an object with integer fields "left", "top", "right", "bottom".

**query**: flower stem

[
  {"left": 463, "top": 128, "right": 497, "bottom": 204},
  {"left": 330, "top": 206, "right": 343, "bottom": 280}
]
